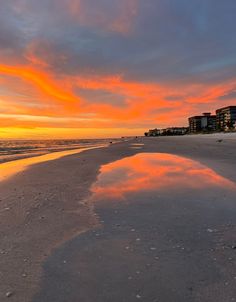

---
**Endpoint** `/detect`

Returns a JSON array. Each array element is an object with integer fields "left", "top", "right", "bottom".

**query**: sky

[{"left": 0, "top": 0, "right": 236, "bottom": 139}]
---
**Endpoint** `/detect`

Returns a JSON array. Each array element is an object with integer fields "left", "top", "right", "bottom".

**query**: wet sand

[{"left": 0, "top": 134, "right": 236, "bottom": 301}]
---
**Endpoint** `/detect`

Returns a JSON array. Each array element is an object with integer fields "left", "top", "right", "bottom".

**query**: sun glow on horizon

[{"left": 0, "top": 127, "right": 145, "bottom": 140}]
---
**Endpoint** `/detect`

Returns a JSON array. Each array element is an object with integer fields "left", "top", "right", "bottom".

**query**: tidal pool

[{"left": 91, "top": 153, "right": 236, "bottom": 201}]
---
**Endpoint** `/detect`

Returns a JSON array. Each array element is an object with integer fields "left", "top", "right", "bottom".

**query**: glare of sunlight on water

[
  {"left": 0, "top": 145, "right": 106, "bottom": 182},
  {"left": 91, "top": 153, "right": 236, "bottom": 201}
]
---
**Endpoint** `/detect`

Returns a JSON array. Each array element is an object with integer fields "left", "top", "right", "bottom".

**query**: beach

[{"left": 0, "top": 134, "right": 236, "bottom": 302}]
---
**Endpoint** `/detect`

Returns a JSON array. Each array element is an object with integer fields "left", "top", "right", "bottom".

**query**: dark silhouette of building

[
  {"left": 145, "top": 129, "right": 161, "bottom": 136},
  {"left": 188, "top": 116, "right": 202, "bottom": 133},
  {"left": 145, "top": 127, "right": 188, "bottom": 136},
  {"left": 164, "top": 127, "right": 188, "bottom": 135},
  {"left": 188, "top": 113, "right": 216, "bottom": 133},
  {"left": 216, "top": 106, "right": 236, "bottom": 131}
]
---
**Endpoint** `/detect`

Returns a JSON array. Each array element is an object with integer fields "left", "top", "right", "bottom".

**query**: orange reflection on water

[
  {"left": 92, "top": 153, "right": 236, "bottom": 200},
  {"left": 0, "top": 145, "right": 106, "bottom": 182}
]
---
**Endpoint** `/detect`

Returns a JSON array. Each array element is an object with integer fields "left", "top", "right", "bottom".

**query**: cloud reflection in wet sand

[{"left": 91, "top": 153, "right": 236, "bottom": 200}]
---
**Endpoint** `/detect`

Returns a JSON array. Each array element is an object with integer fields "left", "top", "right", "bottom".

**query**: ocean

[{"left": 0, "top": 139, "right": 122, "bottom": 164}]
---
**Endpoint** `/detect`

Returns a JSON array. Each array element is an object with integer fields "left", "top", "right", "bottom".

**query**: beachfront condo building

[
  {"left": 216, "top": 106, "right": 236, "bottom": 131},
  {"left": 188, "top": 113, "right": 216, "bottom": 133}
]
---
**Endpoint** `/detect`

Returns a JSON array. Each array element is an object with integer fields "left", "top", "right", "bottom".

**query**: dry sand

[{"left": 0, "top": 134, "right": 236, "bottom": 301}]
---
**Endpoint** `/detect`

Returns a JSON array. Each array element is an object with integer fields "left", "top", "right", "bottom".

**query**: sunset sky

[{"left": 0, "top": 0, "right": 236, "bottom": 138}]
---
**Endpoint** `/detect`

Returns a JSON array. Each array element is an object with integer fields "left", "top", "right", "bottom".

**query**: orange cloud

[
  {"left": 1, "top": 60, "right": 236, "bottom": 138},
  {"left": 0, "top": 64, "right": 81, "bottom": 109}
]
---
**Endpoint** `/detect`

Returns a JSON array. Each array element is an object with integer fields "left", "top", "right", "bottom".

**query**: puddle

[
  {"left": 0, "top": 145, "right": 106, "bottom": 182},
  {"left": 129, "top": 143, "right": 144, "bottom": 150},
  {"left": 32, "top": 153, "right": 236, "bottom": 302},
  {"left": 91, "top": 153, "right": 236, "bottom": 201}
]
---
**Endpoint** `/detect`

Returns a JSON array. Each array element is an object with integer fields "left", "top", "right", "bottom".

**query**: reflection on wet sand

[
  {"left": 92, "top": 153, "right": 236, "bottom": 200},
  {"left": 0, "top": 145, "right": 106, "bottom": 182}
]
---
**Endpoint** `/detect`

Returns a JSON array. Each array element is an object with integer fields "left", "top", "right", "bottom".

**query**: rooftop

[{"left": 216, "top": 106, "right": 236, "bottom": 113}]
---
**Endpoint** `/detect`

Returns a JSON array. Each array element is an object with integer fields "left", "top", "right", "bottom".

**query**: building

[
  {"left": 188, "top": 116, "right": 202, "bottom": 133},
  {"left": 145, "top": 127, "right": 188, "bottom": 136},
  {"left": 188, "top": 113, "right": 216, "bottom": 133},
  {"left": 165, "top": 127, "right": 189, "bottom": 135},
  {"left": 145, "top": 128, "right": 161, "bottom": 136},
  {"left": 216, "top": 106, "right": 236, "bottom": 131}
]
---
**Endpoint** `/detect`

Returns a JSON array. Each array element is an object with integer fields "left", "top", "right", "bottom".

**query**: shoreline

[
  {"left": 1, "top": 132, "right": 236, "bottom": 165},
  {"left": 0, "top": 136, "right": 236, "bottom": 301},
  {"left": 0, "top": 144, "right": 111, "bottom": 165},
  {"left": 0, "top": 138, "right": 127, "bottom": 165},
  {"left": 0, "top": 144, "right": 108, "bottom": 183}
]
